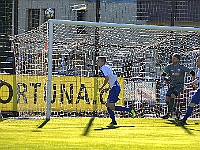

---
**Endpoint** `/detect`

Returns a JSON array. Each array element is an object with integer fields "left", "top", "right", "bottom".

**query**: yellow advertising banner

[
  {"left": 0, "top": 74, "right": 16, "bottom": 111},
  {"left": 0, "top": 75, "right": 124, "bottom": 112}
]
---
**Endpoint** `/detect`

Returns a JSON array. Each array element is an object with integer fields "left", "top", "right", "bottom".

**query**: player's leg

[
  {"left": 106, "top": 101, "right": 117, "bottom": 125},
  {"left": 161, "top": 88, "right": 173, "bottom": 119},
  {"left": 115, "top": 106, "right": 135, "bottom": 118},
  {"left": 168, "top": 93, "right": 176, "bottom": 116},
  {"left": 180, "top": 90, "right": 200, "bottom": 124},
  {"left": 180, "top": 102, "right": 195, "bottom": 124},
  {"left": 163, "top": 86, "right": 183, "bottom": 119},
  {"left": 171, "top": 86, "right": 183, "bottom": 119},
  {"left": 168, "top": 86, "right": 182, "bottom": 116},
  {"left": 165, "top": 95, "right": 171, "bottom": 105},
  {"left": 106, "top": 86, "right": 120, "bottom": 125},
  {"left": 110, "top": 86, "right": 135, "bottom": 118}
]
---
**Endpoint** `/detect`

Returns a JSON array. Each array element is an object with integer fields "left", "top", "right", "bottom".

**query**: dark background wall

[
  {"left": 0, "top": 0, "right": 14, "bottom": 74},
  {"left": 137, "top": 0, "right": 200, "bottom": 26}
]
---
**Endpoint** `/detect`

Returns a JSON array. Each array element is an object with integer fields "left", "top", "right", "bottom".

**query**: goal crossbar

[{"left": 49, "top": 19, "right": 200, "bottom": 32}]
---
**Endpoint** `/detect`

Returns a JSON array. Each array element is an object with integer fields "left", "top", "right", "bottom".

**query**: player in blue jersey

[
  {"left": 97, "top": 56, "right": 135, "bottom": 126},
  {"left": 161, "top": 53, "right": 195, "bottom": 119},
  {"left": 176, "top": 56, "right": 200, "bottom": 125}
]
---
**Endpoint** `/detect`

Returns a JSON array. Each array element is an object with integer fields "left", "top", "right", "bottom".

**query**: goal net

[{"left": 11, "top": 20, "right": 200, "bottom": 119}]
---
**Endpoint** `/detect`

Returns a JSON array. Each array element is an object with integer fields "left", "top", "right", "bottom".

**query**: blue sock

[
  {"left": 115, "top": 106, "right": 131, "bottom": 112},
  {"left": 182, "top": 106, "right": 193, "bottom": 123},
  {"left": 107, "top": 107, "right": 116, "bottom": 123}
]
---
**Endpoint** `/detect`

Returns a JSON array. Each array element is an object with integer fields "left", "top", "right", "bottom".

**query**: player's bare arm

[{"left": 99, "top": 76, "right": 109, "bottom": 92}]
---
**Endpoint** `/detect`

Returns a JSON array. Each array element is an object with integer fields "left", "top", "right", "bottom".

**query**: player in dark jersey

[{"left": 161, "top": 53, "right": 195, "bottom": 119}]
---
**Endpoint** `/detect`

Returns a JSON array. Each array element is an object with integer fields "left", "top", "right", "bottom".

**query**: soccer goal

[{"left": 11, "top": 20, "right": 200, "bottom": 121}]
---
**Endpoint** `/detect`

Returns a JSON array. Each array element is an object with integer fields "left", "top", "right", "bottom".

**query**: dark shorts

[
  {"left": 108, "top": 85, "right": 120, "bottom": 103},
  {"left": 166, "top": 84, "right": 183, "bottom": 97},
  {"left": 190, "top": 89, "right": 200, "bottom": 104}
]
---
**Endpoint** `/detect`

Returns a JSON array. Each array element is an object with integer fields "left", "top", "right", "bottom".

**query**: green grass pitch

[{"left": 0, "top": 118, "right": 200, "bottom": 150}]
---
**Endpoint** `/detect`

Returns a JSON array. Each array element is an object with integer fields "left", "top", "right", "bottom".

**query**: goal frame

[{"left": 46, "top": 19, "right": 200, "bottom": 121}]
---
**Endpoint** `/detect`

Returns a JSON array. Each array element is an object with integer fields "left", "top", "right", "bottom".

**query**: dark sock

[
  {"left": 115, "top": 106, "right": 131, "bottom": 112},
  {"left": 168, "top": 98, "right": 175, "bottom": 114},
  {"left": 173, "top": 99, "right": 177, "bottom": 112},
  {"left": 107, "top": 107, "right": 116, "bottom": 123},
  {"left": 182, "top": 106, "right": 194, "bottom": 123}
]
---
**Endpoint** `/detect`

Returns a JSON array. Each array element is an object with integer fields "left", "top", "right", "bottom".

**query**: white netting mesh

[{"left": 11, "top": 20, "right": 200, "bottom": 118}]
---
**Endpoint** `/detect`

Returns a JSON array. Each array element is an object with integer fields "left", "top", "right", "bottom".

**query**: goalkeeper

[
  {"left": 161, "top": 53, "right": 195, "bottom": 119},
  {"left": 97, "top": 56, "right": 135, "bottom": 126}
]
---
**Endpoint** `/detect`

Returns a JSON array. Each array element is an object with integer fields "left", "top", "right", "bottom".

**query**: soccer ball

[{"left": 45, "top": 8, "right": 54, "bottom": 18}]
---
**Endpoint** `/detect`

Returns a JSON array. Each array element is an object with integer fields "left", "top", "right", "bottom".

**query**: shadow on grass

[
  {"left": 94, "top": 125, "right": 135, "bottom": 131},
  {"left": 38, "top": 119, "right": 50, "bottom": 128},
  {"left": 167, "top": 119, "right": 195, "bottom": 135},
  {"left": 32, "top": 129, "right": 42, "bottom": 132},
  {"left": 82, "top": 117, "right": 95, "bottom": 136}
]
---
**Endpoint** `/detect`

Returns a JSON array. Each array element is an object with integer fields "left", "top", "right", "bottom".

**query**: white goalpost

[
  {"left": 46, "top": 21, "right": 53, "bottom": 120},
  {"left": 12, "top": 19, "right": 200, "bottom": 122}
]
